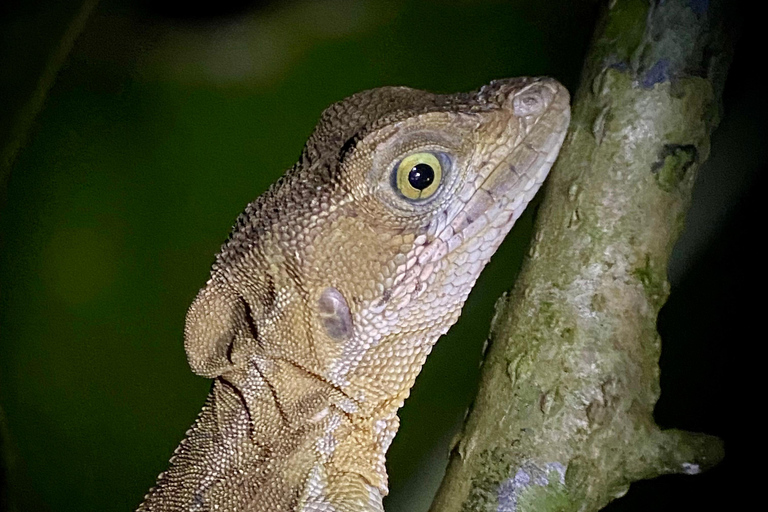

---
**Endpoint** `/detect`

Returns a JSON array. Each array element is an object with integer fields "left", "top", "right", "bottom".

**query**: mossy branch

[{"left": 430, "top": 1, "right": 734, "bottom": 511}]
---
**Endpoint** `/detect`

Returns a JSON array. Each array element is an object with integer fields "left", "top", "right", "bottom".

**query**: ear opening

[{"left": 184, "top": 279, "right": 245, "bottom": 378}]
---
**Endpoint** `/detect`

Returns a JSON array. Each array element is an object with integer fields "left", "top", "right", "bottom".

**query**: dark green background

[{"left": 0, "top": 1, "right": 761, "bottom": 511}]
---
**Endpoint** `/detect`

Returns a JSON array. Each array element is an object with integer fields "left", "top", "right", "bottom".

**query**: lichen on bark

[{"left": 430, "top": 1, "right": 733, "bottom": 511}]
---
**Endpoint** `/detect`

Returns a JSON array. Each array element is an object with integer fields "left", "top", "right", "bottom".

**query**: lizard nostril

[{"left": 512, "top": 84, "right": 554, "bottom": 117}]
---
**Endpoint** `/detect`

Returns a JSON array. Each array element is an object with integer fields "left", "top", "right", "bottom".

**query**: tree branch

[{"left": 430, "top": 1, "right": 734, "bottom": 510}]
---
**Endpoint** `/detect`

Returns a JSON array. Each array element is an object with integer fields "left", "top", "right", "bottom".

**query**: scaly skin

[{"left": 137, "top": 77, "right": 570, "bottom": 512}]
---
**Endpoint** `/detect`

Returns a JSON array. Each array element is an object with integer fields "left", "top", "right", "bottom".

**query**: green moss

[
  {"left": 652, "top": 144, "right": 698, "bottom": 193},
  {"left": 631, "top": 254, "right": 652, "bottom": 288},
  {"left": 537, "top": 300, "right": 560, "bottom": 329},
  {"left": 599, "top": 0, "right": 649, "bottom": 64},
  {"left": 631, "top": 254, "right": 667, "bottom": 304},
  {"left": 517, "top": 477, "right": 572, "bottom": 512},
  {"left": 462, "top": 448, "right": 516, "bottom": 512}
]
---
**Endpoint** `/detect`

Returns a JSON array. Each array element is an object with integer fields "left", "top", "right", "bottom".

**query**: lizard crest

[{"left": 138, "top": 78, "right": 570, "bottom": 512}]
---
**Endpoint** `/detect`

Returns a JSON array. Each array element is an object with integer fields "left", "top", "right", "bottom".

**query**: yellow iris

[{"left": 395, "top": 152, "right": 443, "bottom": 200}]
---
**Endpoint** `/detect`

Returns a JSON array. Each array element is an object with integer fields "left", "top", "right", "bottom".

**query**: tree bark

[{"left": 430, "top": 1, "right": 734, "bottom": 510}]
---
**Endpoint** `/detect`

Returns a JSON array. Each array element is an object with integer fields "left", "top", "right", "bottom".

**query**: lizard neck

[{"left": 138, "top": 359, "right": 398, "bottom": 512}]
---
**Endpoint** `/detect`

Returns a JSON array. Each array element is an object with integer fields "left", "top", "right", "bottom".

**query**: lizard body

[{"left": 137, "top": 77, "right": 570, "bottom": 512}]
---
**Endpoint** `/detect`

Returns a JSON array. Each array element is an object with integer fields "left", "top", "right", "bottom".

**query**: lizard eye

[{"left": 394, "top": 152, "right": 443, "bottom": 201}]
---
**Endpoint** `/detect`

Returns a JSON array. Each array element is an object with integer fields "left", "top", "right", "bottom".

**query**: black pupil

[{"left": 408, "top": 163, "right": 435, "bottom": 190}]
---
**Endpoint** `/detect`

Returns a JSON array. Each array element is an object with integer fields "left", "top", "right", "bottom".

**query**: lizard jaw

[
  {"left": 372, "top": 79, "right": 571, "bottom": 319},
  {"left": 430, "top": 78, "right": 571, "bottom": 259}
]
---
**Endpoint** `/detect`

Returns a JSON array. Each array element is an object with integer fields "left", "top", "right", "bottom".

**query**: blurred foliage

[
  {"left": 5, "top": 1, "right": 757, "bottom": 512},
  {"left": 0, "top": 0, "right": 99, "bottom": 188}
]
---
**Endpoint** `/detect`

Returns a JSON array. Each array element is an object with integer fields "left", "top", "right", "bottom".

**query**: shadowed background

[{"left": 0, "top": 1, "right": 761, "bottom": 511}]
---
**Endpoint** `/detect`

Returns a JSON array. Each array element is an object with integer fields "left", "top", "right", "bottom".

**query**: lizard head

[{"left": 184, "top": 78, "right": 570, "bottom": 414}]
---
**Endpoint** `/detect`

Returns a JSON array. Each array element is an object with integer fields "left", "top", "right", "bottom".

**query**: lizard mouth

[
  {"left": 368, "top": 79, "right": 570, "bottom": 319},
  {"left": 423, "top": 78, "right": 571, "bottom": 262}
]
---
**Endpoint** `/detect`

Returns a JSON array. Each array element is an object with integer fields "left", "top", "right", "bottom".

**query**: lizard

[{"left": 136, "top": 77, "right": 570, "bottom": 512}]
